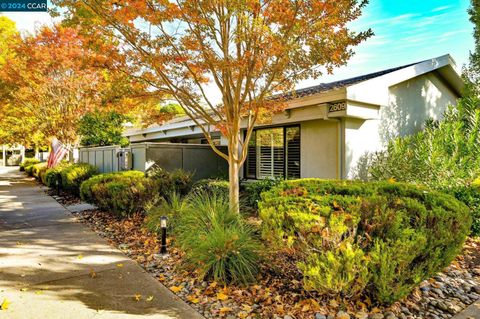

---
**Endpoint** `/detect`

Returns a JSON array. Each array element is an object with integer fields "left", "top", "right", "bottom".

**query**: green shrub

[
  {"left": 44, "top": 162, "right": 71, "bottom": 189},
  {"left": 20, "top": 158, "right": 40, "bottom": 171},
  {"left": 80, "top": 170, "right": 145, "bottom": 202},
  {"left": 147, "top": 167, "right": 193, "bottom": 197},
  {"left": 176, "top": 192, "right": 261, "bottom": 284},
  {"left": 60, "top": 163, "right": 99, "bottom": 195},
  {"left": 243, "top": 178, "right": 281, "bottom": 208},
  {"left": 80, "top": 171, "right": 156, "bottom": 217},
  {"left": 191, "top": 179, "right": 229, "bottom": 196},
  {"left": 445, "top": 180, "right": 480, "bottom": 237},
  {"left": 259, "top": 179, "right": 471, "bottom": 303},
  {"left": 32, "top": 163, "right": 48, "bottom": 181},
  {"left": 25, "top": 165, "right": 35, "bottom": 176}
]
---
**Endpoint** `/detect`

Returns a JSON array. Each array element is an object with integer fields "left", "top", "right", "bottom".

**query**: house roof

[
  {"left": 124, "top": 54, "right": 463, "bottom": 138},
  {"left": 291, "top": 62, "right": 417, "bottom": 98}
]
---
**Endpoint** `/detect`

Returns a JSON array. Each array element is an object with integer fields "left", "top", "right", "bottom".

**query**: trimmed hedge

[
  {"left": 191, "top": 179, "right": 229, "bottom": 196},
  {"left": 20, "top": 158, "right": 40, "bottom": 171},
  {"left": 80, "top": 171, "right": 156, "bottom": 217},
  {"left": 44, "top": 162, "right": 71, "bottom": 188},
  {"left": 243, "top": 178, "right": 281, "bottom": 208},
  {"left": 32, "top": 163, "right": 48, "bottom": 183},
  {"left": 60, "top": 163, "right": 98, "bottom": 195},
  {"left": 147, "top": 167, "right": 193, "bottom": 197},
  {"left": 259, "top": 179, "right": 471, "bottom": 304}
]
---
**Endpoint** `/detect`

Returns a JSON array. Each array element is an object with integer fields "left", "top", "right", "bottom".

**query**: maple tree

[
  {"left": 53, "top": 0, "right": 372, "bottom": 210},
  {"left": 0, "top": 24, "right": 167, "bottom": 148}
]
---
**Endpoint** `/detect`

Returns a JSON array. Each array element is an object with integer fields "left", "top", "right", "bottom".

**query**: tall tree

[
  {"left": 0, "top": 24, "right": 165, "bottom": 147},
  {"left": 53, "top": 0, "right": 372, "bottom": 210}
]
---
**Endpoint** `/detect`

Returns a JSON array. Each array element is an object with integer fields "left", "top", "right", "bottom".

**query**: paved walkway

[
  {"left": 0, "top": 166, "right": 202, "bottom": 319},
  {"left": 452, "top": 300, "right": 480, "bottom": 319}
]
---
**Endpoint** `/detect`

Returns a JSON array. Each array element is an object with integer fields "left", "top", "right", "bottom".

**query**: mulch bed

[{"left": 68, "top": 208, "right": 480, "bottom": 319}]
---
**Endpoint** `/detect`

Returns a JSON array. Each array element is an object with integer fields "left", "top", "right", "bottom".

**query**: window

[{"left": 244, "top": 125, "right": 300, "bottom": 179}]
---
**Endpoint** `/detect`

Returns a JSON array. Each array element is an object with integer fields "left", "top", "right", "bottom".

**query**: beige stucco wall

[
  {"left": 344, "top": 72, "right": 460, "bottom": 178},
  {"left": 379, "top": 72, "right": 459, "bottom": 143},
  {"left": 300, "top": 119, "right": 339, "bottom": 179}
]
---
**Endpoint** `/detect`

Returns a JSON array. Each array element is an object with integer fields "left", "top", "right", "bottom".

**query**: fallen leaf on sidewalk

[
  {"left": 116, "top": 263, "right": 124, "bottom": 268},
  {"left": 35, "top": 291, "right": 43, "bottom": 295},
  {"left": 77, "top": 254, "right": 83, "bottom": 259},
  {"left": 0, "top": 298, "right": 10, "bottom": 310},
  {"left": 134, "top": 294, "right": 141, "bottom": 301},
  {"left": 16, "top": 242, "right": 23, "bottom": 246},
  {"left": 89, "top": 269, "right": 97, "bottom": 278},
  {"left": 19, "top": 288, "right": 28, "bottom": 292},
  {"left": 146, "top": 296, "right": 154, "bottom": 302}
]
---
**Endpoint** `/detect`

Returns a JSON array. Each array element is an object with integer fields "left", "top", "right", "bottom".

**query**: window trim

[{"left": 243, "top": 124, "right": 301, "bottom": 180}]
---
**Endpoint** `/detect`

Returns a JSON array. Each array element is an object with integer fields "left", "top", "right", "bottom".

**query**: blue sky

[
  {"left": 2, "top": 0, "right": 475, "bottom": 90},
  {"left": 298, "top": 0, "right": 475, "bottom": 88}
]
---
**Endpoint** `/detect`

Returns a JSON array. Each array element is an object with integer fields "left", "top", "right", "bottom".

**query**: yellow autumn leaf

[
  {"left": 77, "top": 254, "right": 83, "bottom": 259},
  {"left": 170, "top": 286, "right": 182, "bottom": 293},
  {"left": 1, "top": 298, "right": 10, "bottom": 310},
  {"left": 216, "top": 292, "right": 228, "bottom": 301},
  {"left": 146, "top": 296, "right": 154, "bottom": 302},
  {"left": 187, "top": 295, "right": 199, "bottom": 304},
  {"left": 89, "top": 269, "right": 97, "bottom": 279},
  {"left": 34, "top": 290, "right": 43, "bottom": 295},
  {"left": 116, "top": 263, "right": 124, "bottom": 268},
  {"left": 19, "top": 288, "right": 28, "bottom": 292},
  {"left": 133, "top": 294, "right": 141, "bottom": 301},
  {"left": 219, "top": 307, "right": 232, "bottom": 313},
  {"left": 238, "top": 311, "right": 248, "bottom": 319}
]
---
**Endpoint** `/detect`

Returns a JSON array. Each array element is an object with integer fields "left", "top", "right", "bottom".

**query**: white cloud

[{"left": 431, "top": 5, "right": 452, "bottom": 13}]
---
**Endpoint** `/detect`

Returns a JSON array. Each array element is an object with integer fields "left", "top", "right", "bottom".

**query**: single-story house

[{"left": 123, "top": 54, "right": 463, "bottom": 180}]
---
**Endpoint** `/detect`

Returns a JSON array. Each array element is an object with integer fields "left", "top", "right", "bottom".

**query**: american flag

[{"left": 47, "top": 138, "right": 69, "bottom": 168}]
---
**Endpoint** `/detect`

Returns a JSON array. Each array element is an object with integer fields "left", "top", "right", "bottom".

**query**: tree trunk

[
  {"left": 228, "top": 159, "right": 240, "bottom": 213},
  {"left": 228, "top": 133, "right": 241, "bottom": 214}
]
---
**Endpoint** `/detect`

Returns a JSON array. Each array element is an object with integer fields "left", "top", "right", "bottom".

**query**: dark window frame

[{"left": 243, "top": 124, "right": 301, "bottom": 180}]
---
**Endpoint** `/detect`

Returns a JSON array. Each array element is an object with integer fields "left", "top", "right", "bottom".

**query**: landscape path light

[{"left": 160, "top": 216, "right": 167, "bottom": 255}]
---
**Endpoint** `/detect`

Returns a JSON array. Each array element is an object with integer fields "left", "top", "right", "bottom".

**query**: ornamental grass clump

[
  {"left": 175, "top": 191, "right": 261, "bottom": 285},
  {"left": 259, "top": 179, "right": 471, "bottom": 304}
]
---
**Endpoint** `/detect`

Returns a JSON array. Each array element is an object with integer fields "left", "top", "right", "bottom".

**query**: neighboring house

[{"left": 124, "top": 54, "right": 463, "bottom": 180}]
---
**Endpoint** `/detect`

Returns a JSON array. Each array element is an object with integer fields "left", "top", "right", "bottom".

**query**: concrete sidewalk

[
  {"left": 452, "top": 300, "right": 480, "bottom": 319},
  {"left": 0, "top": 166, "right": 202, "bottom": 319}
]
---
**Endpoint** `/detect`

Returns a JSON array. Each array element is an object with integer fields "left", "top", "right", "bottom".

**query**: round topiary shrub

[
  {"left": 259, "top": 179, "right": 471, "bottom": 304},
  {"left": 80, "top": 170, "right": 157, "bottom": 217}
]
